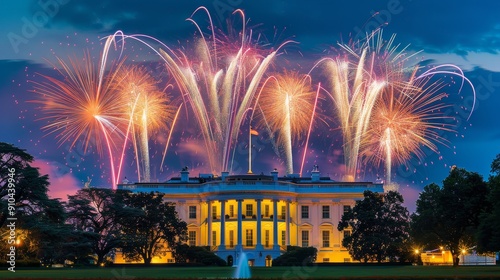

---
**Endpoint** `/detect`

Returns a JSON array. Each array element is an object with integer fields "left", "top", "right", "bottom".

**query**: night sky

[{"left": 1, "top": 0, "right": 500, "bottom": 211}]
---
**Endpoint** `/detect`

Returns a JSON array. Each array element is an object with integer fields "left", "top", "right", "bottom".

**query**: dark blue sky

[{"left": 1, "top": 0, "right": 499, "bottom": 209}]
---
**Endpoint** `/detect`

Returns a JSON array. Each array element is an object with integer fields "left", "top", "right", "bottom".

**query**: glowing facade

[{"left": 116, "top": 168, "right": 383, "bottom": 266}]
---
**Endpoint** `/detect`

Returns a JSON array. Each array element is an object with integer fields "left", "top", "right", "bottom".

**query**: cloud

[{"left": 32, "top": 159, "right": 80, "bottom": 200}]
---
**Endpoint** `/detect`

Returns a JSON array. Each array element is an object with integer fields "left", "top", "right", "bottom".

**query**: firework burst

[
  {"left": 257, "top": 71, "right": 316, "bottom": 174},
  {"left": 155, "top": 7, "right": 290, "bottom": 173},
  {"left": 361, "top": 69, "right": 454, "bottom": 185},
  {"left": 31, "top": 43, "right": 127, "bottom": 187},
  {"left": 114, "top": 65, "right": 176, "bottom": 182},
  {"left": 316, "top": 31, "right": 474, "bottom": 182}
]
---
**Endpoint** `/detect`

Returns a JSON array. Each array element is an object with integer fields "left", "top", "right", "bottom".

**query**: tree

[
  {"left": 477, "top": 154, "right": 500, "bottom": 252},
  {"left": 411, "top": 167, "right": 489, "bottom": 266},
  {"left": 120, "top": 191, "right": 187, "bottom": 265},
  {"left": 338, "top": 190, "right": 410, "bottom": 263},
  {"left": 0, "top": 142, "right": 75, "bottom": 264},
  {"left": 0, "top": 142, "right": 51, "bottom": 227},
  {"left": 66, "top": 188, "right": 131, "bottom": 266}
]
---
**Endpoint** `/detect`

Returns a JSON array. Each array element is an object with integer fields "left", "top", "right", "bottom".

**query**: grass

[{"left": 0, "top": 265, "right": 500, "bottom": 279}]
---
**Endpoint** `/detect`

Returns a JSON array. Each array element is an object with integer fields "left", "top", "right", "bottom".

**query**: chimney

[
  {"left": 271, "top": 168, "right": 278, "bottom": 181},
  {"left": 180, "top": 166, "right": 189, "bottom": 183},
  {"left": 311, "top": 165, "right": 320, "bottom": 182},
  {"left": 221, "top": 171, "right": 229, "bottom": 181}
]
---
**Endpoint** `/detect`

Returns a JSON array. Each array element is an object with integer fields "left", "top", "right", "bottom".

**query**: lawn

[{"left": 1, "top": 265, "right": 500, "bottom": 279}]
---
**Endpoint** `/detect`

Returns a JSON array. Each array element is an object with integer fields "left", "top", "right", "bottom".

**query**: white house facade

[{"left": 116, "top": 168, "right": 384, "bottom": 266}]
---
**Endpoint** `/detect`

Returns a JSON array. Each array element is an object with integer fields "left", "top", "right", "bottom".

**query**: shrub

[
  {"left": 272, "top": 246, "right": 317, "bottom": 266},
  {"left": 173, "top": 245, "right": 226, "bottom": 266}
]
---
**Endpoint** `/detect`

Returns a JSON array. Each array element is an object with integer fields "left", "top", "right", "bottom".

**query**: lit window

[
  {"left": 212, "top": 205, "right": 217, "bottom": 219},
  {"left": 281, "top": 205, "right": 286, "bottom": 219},
  {"left": 322, "top": 205, "right": 330, "bottom": 219},
  {"left": 301, "top": 230, "right": 309, "bottom": 247},
  {"left": 322, "top": 231, "right": 330, "bottom": 247},
  {"left": 246, "top": 204, "right": 253, "bottom": 217},
  {"left": 188, "top": 231, "right": 196, "bottom": 246},
  {"left": 246, "top": 229, "right": 253, "bottom": 246},
  {"left": 189, "top": 206, "right": 196, "bottom": 219},
  {"left": 281, "top": 230, "right": 286, "bottom": 246},
  {"left": 229, "top": 205, "right": 234, "bottom": 217},
  {"left": 264, "top": 205, "right": 270, "bottom": 217},
  {"left": 265, "top": 230, "right": 270, "bottom": 247},
  {"left": 212, "top": 231, "right": 217, "bottom": 246},
  {"left": 301, "top": 205, "right": 309, "bottom": 219}
]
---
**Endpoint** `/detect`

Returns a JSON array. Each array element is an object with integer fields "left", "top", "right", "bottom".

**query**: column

[
  {"left": 237, "top": 199, "right": 242, "bottom": 250},
  {"left": 207, "top": 200, "right": 212, "bottom": 246},
  {"left": 311, "top": 201, "right": 318, "bottom": 247},
  {"left": 256, "top": 199, "right": 263, "bottom": 250},
  {"left": 220, "top": 200, "right": 226, "bottom": 250},
  {"left": 296, "top": 202, "right": 299, "bottom": 246},
  {"left": 273, "top": 199, "right": 279, "bottom": 250},
  {"left": 286, "top": 200, "right": 291, "bottom": 246}
]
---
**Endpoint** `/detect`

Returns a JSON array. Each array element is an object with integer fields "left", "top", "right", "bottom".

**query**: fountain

[{"left": 233, "top": 252, "right": 251, "bottom": 279}]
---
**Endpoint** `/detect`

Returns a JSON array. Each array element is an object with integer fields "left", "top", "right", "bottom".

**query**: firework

[
  {"left": 316, "top": 31, "right": 475, "bottom": 182},
  {"left": 360, "top": 69, "right": 454, "bottom": 185},
  {"left": 319, "top": 48, "right": 387, "bottom": 181},
  {"left": 31, "top": 39, "right": 127, "bottom": 187},
  {"left": 155, "top": 7, "right": 290, "bottom": 173},
  {"left": 256, "top": 72, "right": 316, "bottom": 174},
  {"left": 114, "top": 65, "right": 176, "bottom": 182}
]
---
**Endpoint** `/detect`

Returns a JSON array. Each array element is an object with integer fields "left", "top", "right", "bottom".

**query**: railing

[{"left": 118, "top": 181, "right": 384, "bottom": 192}]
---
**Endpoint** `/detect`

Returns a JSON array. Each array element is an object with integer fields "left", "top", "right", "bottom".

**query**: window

[
  {"left": 212, "top": 205, "right": 217, "bottom": 219},
  {"left": 246, "top": 204, "right": 253, "bottom": 217},
  {"left": 265, "top": 230, "right": 270, "bottom": 247},
  {"left": 188, "top": 231, "right": 196, "bottom": 246},
  {"left": 281, "top": 205, "right": 286, "bottom": 219},
  {"left": 229, "top": 205, "right": 234, "bottom": 217},
  {"left": 322, "top": 205, "right": 330, "bottom": 219},
  {"left": 322, "top": 231, "right": 330, "bottom": 247},
  {"left": 301, "top": 205, "right": 309, "bottom": 219},
  {"left": 281, "top": 230, "right": 286, "bottom": 246},
  {"left": 343, "top": 205, "right": 351, "bottom": 214},
  {"left": 246, "top": 229, "right": 253, "bottom": 246},
  {"left": 344, "top": 230, "right": 351, "bottom": 239},
  {"left": 301, "top": 230, "right": 309, "bottom": 247},
  {"left": 212, "top": 231, "right": 217, "bottom": 246},
  {"left": 323, "top": 258, "right": 330, "bottom": 263},
  {"left": 264, "top": 205, "right": 270, "bottom": 217},
  {"left": 168, "top": 259, "right": 175, "bottom": 263},
  {"left": 229, "top": 230, "right": 234, "bottom": 248},
  {"left": 189, "top": 206, "right": 196, "bottom": 219}
]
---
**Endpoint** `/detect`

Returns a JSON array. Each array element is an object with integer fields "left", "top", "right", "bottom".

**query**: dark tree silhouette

[{"left": 338, "top": 190, "right": 410, "bottom": 263}]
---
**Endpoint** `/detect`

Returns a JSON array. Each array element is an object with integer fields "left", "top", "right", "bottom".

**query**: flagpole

[{"left": 248, "top": 125, "right": 253, "bottom": 174}]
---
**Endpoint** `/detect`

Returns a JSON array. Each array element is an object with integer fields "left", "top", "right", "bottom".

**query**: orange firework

[
  {"left": 31, "top": 50, "right": 127, "bottom": 154},
  {"left": 114, "top": 65, "right": 175, "bottom": 182},
  {"left": 257, "top": 71, "right": 316, "bottom": 174},
  {"left": 31, "top": 41, "right": 128, "bottom": 187},
  {"left": 361, "top": 70, "right": 454, "bottom": 184}
]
